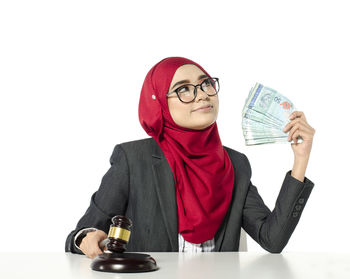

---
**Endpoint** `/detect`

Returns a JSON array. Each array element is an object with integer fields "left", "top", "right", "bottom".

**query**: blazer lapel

[
  {"left": 151, "top": 140, "right": 179, "bottom": 251},
  {"left": 213, "top": 146, "right": 238, "bottom": 251}
]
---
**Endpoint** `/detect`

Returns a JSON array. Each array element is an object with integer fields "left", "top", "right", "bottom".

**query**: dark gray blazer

[{"left": 65, "top": 137, "right": 314, "bottom": 254}]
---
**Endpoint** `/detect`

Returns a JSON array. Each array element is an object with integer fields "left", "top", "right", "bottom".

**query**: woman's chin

[{"left": 189, "top": 120, "right": 216, "bottom": 130}]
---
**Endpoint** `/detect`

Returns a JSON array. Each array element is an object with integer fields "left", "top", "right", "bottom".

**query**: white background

[{"left": 1, "top": 0, "right": 349, "bottom": 253}]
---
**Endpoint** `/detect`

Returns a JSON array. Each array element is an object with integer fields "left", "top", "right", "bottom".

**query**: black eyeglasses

[{"left": 166, "top": 77, "right": 220, "bottom": 103}]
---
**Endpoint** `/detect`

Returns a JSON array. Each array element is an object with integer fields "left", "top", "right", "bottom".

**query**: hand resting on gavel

[
  {"left": 79, "top": 230, "right": 108, "bottom": 259},
  {"left": 81, "top": 216, "right": 157, "bottom": 273}
]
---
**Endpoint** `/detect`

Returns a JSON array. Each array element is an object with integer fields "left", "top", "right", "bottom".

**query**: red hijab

[{"left": 138, "top": 57, "right": 235, "bottom": 244}]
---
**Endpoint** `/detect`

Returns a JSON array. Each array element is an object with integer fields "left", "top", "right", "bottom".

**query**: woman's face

[{"left": 167, "top": 64, "right": 219, "bottom": 130}]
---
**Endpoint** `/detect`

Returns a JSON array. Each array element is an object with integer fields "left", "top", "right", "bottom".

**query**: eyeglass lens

[{"left": 177, "top": 78, "right": 219, "bottom": 103}]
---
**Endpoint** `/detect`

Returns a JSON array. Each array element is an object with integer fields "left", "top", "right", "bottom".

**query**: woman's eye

[
  {"left": 203, "top": 79, "right": 211, "bottom": 86},
  {"left": 178, "top": 86, "right": 189, "bottom": 93}
]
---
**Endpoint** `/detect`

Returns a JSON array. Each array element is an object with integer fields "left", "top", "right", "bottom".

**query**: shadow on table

[
  {"left": 175, "top": 252, "right": 294, "bottom": 279},
  {"left": 239, "top": 253, "right": 294, "bottom": 279}
]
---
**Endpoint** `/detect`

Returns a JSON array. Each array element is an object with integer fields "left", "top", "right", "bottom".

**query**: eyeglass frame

[{"left": 166, "top": 77, "right": 220, "bottom": 103}]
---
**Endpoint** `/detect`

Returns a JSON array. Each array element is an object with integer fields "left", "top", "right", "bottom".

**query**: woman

[{"left": 65, "top": 57, "right": 315, "bottom": 259}]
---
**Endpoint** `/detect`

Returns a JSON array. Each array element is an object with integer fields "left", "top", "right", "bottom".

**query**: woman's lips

[{"left": 193, "top": 105, "right": 213, "bottom": 112}]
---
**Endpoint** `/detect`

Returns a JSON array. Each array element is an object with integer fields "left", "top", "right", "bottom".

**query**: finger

[
  {"left": 88, "top": 249, "right": 103, "bottom": 259},
  {"left": 291, "top": 129, "right": 300, "bottom": 143},
  {"left": 283, "top": 118, "right": 311, "bottom": 133},
  {"left": 82, "top": 235, "right": 104, "bottom": 259},
  {"left": 290, "top": 128, "right": 313, "bottom": 143},
  {"left": 99, "top": 238, "right": 109, "bottom": 250},
  {"left": 95, "top": 230, "right": 108, "bottom": 239},
  {"left": 88, "top": 244, "right": 103, "bottom": 259},
  {"left": 289, "top": 111, "right": 306, "bottom": 121},
  {"left": 287, "top": 122, "right": 314, "bottom": 140},
  {"left": 92, "top": 239, "right": 104, "bottom": 254}
]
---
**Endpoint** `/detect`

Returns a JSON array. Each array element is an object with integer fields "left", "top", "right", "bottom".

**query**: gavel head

[{"left": 106, "top": 215, "right": 133, "bottom": 253}]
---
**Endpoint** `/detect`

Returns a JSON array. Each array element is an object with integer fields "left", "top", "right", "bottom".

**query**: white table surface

[{"left": 1, "top": 252, "right": 349, "bottom": 279}]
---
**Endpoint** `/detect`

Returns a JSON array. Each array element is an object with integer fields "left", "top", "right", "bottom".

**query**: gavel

[
  {"left": 91, "top": 215, "right": 158, "bottom": 273},
  {"left": 98, "top": 215, "right": 132, "bottom": 253}
]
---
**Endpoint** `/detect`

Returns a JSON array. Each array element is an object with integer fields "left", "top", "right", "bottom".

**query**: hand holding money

[
  {"left": 283, "top": 111, "right": 315, "bottom": 160},
  {"left": 242, "top": 83, "right": 315, "bottom": 181},
  {"left": 242, "top": 82, "right": 315, "bottom": 156}
]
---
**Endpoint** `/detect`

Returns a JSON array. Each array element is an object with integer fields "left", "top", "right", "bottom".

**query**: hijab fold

[{"left": 138, "top": 57, "right": 235, "bottom": 244}]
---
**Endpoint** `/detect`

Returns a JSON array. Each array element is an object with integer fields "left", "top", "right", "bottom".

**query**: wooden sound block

[{"left": 91, "top": 252, "right": 158, "bottom": 273}]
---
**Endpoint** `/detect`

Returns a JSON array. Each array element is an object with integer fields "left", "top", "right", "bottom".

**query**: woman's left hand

[{"left": 283, "top": 111, "right": 316, "bottom": 159}]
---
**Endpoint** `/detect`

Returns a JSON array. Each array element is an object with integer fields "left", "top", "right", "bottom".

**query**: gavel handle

[{"left": 99, "top": 238, "right": 109, "bottom": 250}]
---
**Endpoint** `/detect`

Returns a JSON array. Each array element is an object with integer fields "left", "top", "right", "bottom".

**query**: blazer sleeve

[
  {"left": 65, "top": 144, "right": 130, "bottom": 254},
  {"left": 241, "top": 154, "right": 315, "bottom": 253}
]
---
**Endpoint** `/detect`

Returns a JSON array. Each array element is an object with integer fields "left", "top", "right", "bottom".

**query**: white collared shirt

[{"left": 178, "top": 233, "right": 215, "bottom": 252}]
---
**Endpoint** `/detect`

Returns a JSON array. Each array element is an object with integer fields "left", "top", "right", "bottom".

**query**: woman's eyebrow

[{"left": 170, "top": 74, "right": 208, "bottom": 90}]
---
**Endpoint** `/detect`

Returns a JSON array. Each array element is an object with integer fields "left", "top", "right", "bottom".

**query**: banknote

[{"left": 242, "top": 82, "right": 303, "bottom": 145}]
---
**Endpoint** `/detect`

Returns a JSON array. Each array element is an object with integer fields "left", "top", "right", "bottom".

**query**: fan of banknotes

[{"left": 242, "top": 82, "right": 303, "bottom": 146}]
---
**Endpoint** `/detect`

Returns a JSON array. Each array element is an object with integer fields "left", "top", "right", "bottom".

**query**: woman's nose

[{"left": 195, "top": 87, "right": 210, "bottom": 101}]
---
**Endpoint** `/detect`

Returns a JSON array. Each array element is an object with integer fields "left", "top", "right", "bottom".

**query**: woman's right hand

[{"left": 79, "top": 230, "right": 108, "bottom": 259}]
